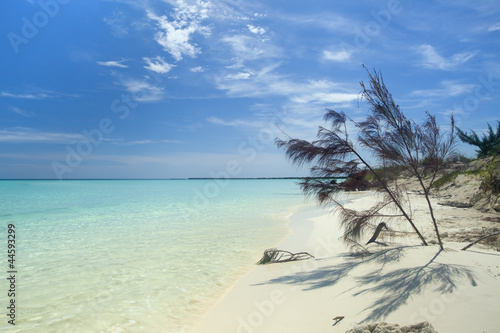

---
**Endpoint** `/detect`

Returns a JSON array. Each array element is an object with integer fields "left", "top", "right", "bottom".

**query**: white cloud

[
  {"left": 290, "top": 91, "right": 358, "bottom": 104},
  {"left": 1, "top": 89, "right": 78, "bottom": 100},
  {"left": 222, "top": 34, "right": 282, "bottom": 60},
  {"left": 190, "top": 66, "right": 205, "bottom": 72},
  {"left": 247, "top": 24, "right": 266, "bottom": 35},
  {"left": 1, "top": 91, "right": 49, "bottom": 99},
  {"left": 416, "top": 44, "right": 475, "bottom": 70},
  {"left": 323, "top": 49, "right": 353, "bottom": 62},
  {"left": 411, "top": 80, "right": 475, "bottom": 98},
  {"left": 0, "top": 128, "right": 84, "bottom": 144},
  {"left": 439, "top": 105, "right": 469, "bottom": 117},
  {"left": 121, "top": 79, "right": 164, "bottom": 102},
  {"left": 488, "top": 23, "right": 500, "bottom": 31},
  {"left": 111, "top": 139, "right": 181, "bottom": 145},
  {"left": 103, "top": 10, "right": 129, "bottom": 38},
  {"left": 97, "top": 60, "right": 128, "bottom": 68},
  {"left": 278, "top": 12, "right": 357, "bottom": 35},
  {"left": 206, "top": 117, "right": 266, "bottom": 128},
  {"left": 224, "top": 71, "right": 254, "bottom": 80},
  {"left": 216, "top": 66, "right": 358, "bottom": 106},
  {"left": 11, "top": 107, "right": 31, "bottom": 117},
  {"left": 143, "top": 56, "right": 175, "bottom": 74},
  {"left": 146, "top": 0, "right": 211, "bottom": 61}
]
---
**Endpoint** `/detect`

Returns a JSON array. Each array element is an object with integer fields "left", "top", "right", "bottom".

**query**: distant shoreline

[{"left": 0, "top": 177, "right": 347, "bottom": 181}]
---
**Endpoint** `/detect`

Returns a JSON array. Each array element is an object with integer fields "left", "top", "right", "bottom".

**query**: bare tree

[{"left": 276, "top": 68, "right": 456, "bottom": 250}]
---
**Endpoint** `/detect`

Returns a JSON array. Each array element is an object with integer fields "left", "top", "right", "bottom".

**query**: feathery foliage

[
  {"left": 456, "top": 121, "right": 500, "bottom": 158},
  {"left": 276, "top": 67, "right": 456, "bottom": 250}
]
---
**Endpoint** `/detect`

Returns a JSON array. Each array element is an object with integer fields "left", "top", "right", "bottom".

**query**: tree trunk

[
  {"left": 422, "top": 184, "right": 444, "bottom": 251},
  {"left": 356, "top": 152, "right": 428, "bottom": 246}
]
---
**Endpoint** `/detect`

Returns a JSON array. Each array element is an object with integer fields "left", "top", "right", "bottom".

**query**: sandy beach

[{"left": 191, "top": 191, "right": 500, "bottom": 333}]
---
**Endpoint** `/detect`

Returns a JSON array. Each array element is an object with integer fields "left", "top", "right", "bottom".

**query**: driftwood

[
  {"left": 257, "top": 248, "right": 314, "bottom": 264},
  {"left": 332, "top": 316, "right": 344, "bottom": 326},
  {"left": 366, "top": 222, "right": 389, "bottom": 245},
  {"left": 461, "top": 230, "right": 500, "bottom": 251}
]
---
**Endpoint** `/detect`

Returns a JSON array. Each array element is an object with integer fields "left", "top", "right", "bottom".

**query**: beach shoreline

[{"left": 190, "top": 191, "right": 500, "bottom": 333}]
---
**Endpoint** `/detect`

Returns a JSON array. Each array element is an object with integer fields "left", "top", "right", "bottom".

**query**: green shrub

[
  {"left": 433, "top": 171, "right": 460, "bottom": 189},
  {"left": 433, "top": 169, "right": 483, "bottom": 189},
  {"left": 482, "top": 157, "right": 500, "bottom": 193},
  {"left": 456, "top": 121, "right": 500, "bottom": 158}
]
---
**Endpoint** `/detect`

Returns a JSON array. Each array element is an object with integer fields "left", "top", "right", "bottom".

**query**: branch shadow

[
  {"left": 254, "top": 246, "right": 477, "bottom": 323},
  {"left": 253, "top": 246, "right": 410, "bottom": 290},
  {"left": 465, "top": 250, "right": 500, "bottom": 257},
  {"left": 355, "top": 250, "right": 477, "bottom": 323}
]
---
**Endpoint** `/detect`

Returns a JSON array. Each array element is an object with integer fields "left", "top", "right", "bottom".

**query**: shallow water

[{"left": 0, "top": 179, "right": 307, "bottom": 332}]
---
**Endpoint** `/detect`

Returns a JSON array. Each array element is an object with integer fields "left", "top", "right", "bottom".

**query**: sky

[{"left": 1, "top": 0, "right": 499, "bottom": 179}]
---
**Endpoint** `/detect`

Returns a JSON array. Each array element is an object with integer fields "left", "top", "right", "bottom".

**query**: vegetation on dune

[
  {"left": 483, "top": 157, "right": 500, "bottom": 194},
  {"left": 276, "top": 67, "right": 456, "bottom": 250},
  {"left": 432, "top": 169, "right": 483, "bottom": 189},
  {"left": 456, "top": 121, "right": 500, "bottom": 158}
]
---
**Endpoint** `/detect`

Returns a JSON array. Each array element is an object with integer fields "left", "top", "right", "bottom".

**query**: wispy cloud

[
  {"left": 290, "top": 90, "right": 358, "bottom": 104},
  {"left": 247, "top": 24, "right": 266, "bottom": 35},
  {"left": 11, "top": 107, "right": 31, "bottom": 117},
  {"left": 488, "top": 23, "right": 500, "bottom": 31},
  {"left": 0, "top": 128, "right": 84, "bottom": 144},
  {"left": 322, "top": 49, "right": 353, "bottom": 62},
  {"left": 216, "top": 64, "right": 358, "bottom": 105},
  {"left": 190, "top": 66, "right": 205, "bottom": 72},
  {"left": 1, "top": 89, "right": 79, "bottom": 100},
  {"left": 103, "top": 10, "right": 129, "bottom": 38},
  {"left": 120, "top": 79, "right": 164, "bottom": 102},
  {"left": 206, "top": 117, "right": 268, "bottom": 128},
  {"left": 277, "top": 12, "right": 356, "bottom": 34},
  {"left": 143, "top": 56, "right": 175, "bottom": 74},
  {"left": 1, "top": 91, "right": 49, "bottom": 99},
  {"left": 97, "top": 60, "right": 128, "bottom": 68},
  {"left": 146, "top": 0, "right": 212, "bottom": 61},
  {"left": 111, "top": 139, "right": 181, "bottom": 145},
  {"left": 221, "top": 34, "right": 282, "bottom": 61},
  {"left": 224, "top": 71, "right": 254, "bottom": 80},
  {"left": 411, "top": 80, "right": 475, "bottom": 97},
  {"left": 416, "top": 44, "right": 475, "bottom": 70}
]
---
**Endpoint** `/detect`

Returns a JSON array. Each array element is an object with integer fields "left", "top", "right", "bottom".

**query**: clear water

[{"left": 0, "top": 179, "right": 307, "bottom": 332}]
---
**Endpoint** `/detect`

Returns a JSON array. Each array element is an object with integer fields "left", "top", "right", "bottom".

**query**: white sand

[{"left": 190, "top": 192, "right": 500, "bottom": 333}]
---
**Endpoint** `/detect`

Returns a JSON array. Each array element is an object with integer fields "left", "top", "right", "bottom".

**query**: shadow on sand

[{"left": 254, "top": 246, "right": 477, "bottom": 323}]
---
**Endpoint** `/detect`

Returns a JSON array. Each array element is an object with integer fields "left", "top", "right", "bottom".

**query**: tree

[
  {"left": 456, "top": 121, "right": 500, "bottom": 158},
  {"left": 276, "top": 68, "right": 456, "bottom": 250}
]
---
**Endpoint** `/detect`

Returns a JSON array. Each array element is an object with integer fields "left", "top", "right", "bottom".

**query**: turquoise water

[{"left": 0, "top": 179, "right": 308, "bottom": 332}]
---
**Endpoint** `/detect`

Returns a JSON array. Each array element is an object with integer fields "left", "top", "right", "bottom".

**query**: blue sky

[{"left": 1, "top": 0, "right": 499, "bottom": 179}]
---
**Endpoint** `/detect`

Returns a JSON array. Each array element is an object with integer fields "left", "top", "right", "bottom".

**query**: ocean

[{"left": 0, "top": 179, "right": 309, "bottom": 332}]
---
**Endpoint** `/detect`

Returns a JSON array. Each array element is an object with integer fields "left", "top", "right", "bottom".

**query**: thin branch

[{"left": 461, "top": 231, "right": 500, "bottom": 251}]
